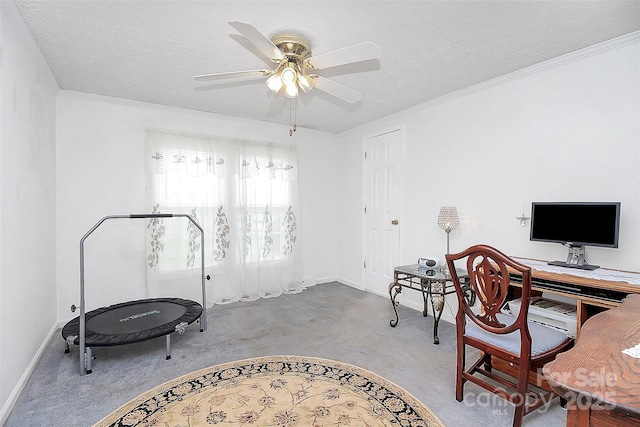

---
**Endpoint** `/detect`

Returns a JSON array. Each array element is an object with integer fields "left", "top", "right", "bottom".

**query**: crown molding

[{"left": 403, "top": 31, "right": 640, "bottom": 116}]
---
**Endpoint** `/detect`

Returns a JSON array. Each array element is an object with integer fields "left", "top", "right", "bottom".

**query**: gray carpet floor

[{"left": 5, "top": 282, "right": 566, "bottom": 426}]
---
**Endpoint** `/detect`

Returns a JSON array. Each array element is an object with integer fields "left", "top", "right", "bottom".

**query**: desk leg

[
  {"left": 564, "top": 403, "right": 590, "bottom": 427},
  {"left": 429, "top": 282, "right": 445, "bottom": 345},
  {"left": 389, "top": 282, "right": 402, "bottom": 327}
]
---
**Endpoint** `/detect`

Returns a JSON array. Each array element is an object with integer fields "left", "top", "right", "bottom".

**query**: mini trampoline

[
  {"left": 62, "top": 298, "right": 203, "bottom": 373},
  {"left": 64, "top": 214, "right": 208, "bottom": 375}
]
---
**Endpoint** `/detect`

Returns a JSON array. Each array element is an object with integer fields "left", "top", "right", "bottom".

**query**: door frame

[{"left": 361, "top": 124, "right": 405, "bottom": 294}]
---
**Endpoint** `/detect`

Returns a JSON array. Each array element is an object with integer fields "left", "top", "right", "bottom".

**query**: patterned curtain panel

[{"left": 144, "top": 128, "right": 307, "bottom": 307}]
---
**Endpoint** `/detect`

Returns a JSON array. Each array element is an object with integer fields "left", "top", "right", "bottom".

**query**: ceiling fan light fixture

[
  {"left": 284, "top": 81, "right": 299, "bottom": 98},
  {"left": 297, "top": 73, "right": 313, "bottom": 93},
  {"left": 280, "top": 64, "right": 299, "bottom": 98},
  {"left": 266, "top": 73, "right": 284, "bottom": 93},
  {"left": 281, "top": 65, "right": 297, "bottom": 85}
]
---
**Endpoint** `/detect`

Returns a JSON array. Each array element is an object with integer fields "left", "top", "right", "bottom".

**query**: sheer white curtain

[{"left": 144, "top": 128, "right": 307, "bottom": 307}]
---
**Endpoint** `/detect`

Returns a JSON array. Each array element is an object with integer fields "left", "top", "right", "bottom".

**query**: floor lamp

[{"left": 438, "top": 206, "right": 460, "bottom": 256}]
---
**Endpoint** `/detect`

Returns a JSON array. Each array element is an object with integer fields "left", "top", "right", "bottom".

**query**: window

[{"left": 144, "top": 129, "right": 305, "bottom": 304}]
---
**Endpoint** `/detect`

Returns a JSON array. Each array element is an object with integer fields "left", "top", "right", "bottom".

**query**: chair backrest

[{"left": 446, "top": 244, "right": 533, "bottom": 336}]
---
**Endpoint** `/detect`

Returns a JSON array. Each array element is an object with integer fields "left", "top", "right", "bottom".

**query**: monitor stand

[
  {"left": 547, "top": 245, "right": 600, "bottom": 271},
  {"left": 547, "top": 260, "right": 600, "bottom": 271}
]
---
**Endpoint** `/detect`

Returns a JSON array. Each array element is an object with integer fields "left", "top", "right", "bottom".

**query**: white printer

[{"left": 508, "top": 297, "right": 578, "bottom": 338}]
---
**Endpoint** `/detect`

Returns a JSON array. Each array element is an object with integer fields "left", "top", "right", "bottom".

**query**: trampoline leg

[
  {"left": 166, "top": 335, "right": 171, "bottom": 360},
  {"left": 85, "top": 347, "right": 93, "bottom": 375},
  {"left": 65, "top": 341, "right": 70, "bottom": 354}
]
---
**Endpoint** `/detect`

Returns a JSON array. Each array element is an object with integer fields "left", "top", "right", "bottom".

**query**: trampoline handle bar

[{"left": 78, "top": 213, "right": 207, "bottom": 376}]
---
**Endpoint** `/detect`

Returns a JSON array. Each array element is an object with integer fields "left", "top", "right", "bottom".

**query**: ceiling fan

[{"left": 194, "top": 21, "right": 381, "bottom": 104}]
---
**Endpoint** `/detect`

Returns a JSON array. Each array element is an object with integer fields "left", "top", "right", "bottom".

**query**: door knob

[{"left": 391, "top": 219, "right": 399, "bottom": 225}]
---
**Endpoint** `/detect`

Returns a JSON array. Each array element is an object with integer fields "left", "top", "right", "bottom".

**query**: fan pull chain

[{"left": 289, "top": 98, "right": 297, "bottom": 136}]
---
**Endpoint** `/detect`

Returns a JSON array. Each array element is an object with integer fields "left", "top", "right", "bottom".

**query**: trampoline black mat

[{"left": 62, "top": 297, "right": 202, "bottom": 347}]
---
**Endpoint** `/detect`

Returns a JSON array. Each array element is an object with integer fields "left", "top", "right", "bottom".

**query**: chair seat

[{"left": 465, "top": 313, "right": 570, "bottom": 357}]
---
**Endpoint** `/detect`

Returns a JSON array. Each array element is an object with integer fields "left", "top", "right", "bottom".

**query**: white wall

[
  {"left": 338, "top": 36, "right": 640, "bottom": 317},
  {"left": 55, "top": 93, "right": 343, "bottom": 321},
  {"left": 0, "top": 2, "right": 58, "bottom": 421}
]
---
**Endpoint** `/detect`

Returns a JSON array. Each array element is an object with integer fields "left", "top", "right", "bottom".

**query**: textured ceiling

[{"left": 14, "top": 0, "right": 640, "bottom": 133}]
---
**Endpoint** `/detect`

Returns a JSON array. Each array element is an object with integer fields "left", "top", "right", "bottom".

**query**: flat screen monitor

[{"left": 530, "top": 202, "right": 621, "bottom": 270}]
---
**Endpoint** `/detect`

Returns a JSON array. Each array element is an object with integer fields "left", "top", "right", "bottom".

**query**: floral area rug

[{"left": 94, "top": 355, "right": 445, "bottom": 427}]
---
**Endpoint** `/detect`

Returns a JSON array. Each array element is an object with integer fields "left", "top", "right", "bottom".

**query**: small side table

[{"left": 389, "top": 264, "right": 475, "bottom": 344}]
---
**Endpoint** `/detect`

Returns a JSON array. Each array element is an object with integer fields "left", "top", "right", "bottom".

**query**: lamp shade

[
  {"left": 437, "top": 207, "right": 459, "bottom": 233},
  {"left": 284, "top": 81, "right": 299, "bottom": 98},
  {"left": 281, "top": 66, "right": 297, "bottom": 85},
  {"left": 297, "top": 73, "right": 313, "bottom": 93},
  {"left": 266, "top": 73, "right": 284, "bottom": 93}
]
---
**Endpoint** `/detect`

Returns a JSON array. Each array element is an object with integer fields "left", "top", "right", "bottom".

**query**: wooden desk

[
  {"left": 494, "top": 259, "right": 640, "bottom": 392},
  {"left": 543, "top": 294, "right": 640, "bottom": 427},
  {"left": 507, "top": 259, "right": 640, "bottom": 337}
]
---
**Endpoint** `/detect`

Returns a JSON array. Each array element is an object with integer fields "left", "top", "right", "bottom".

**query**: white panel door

[{"left": 364, "top": 128, "right": 402, "bottom": 298}]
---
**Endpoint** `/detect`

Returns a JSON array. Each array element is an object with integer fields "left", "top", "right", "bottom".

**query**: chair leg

[
  {"left": 512, "top": 402, "right": 525, "bottom": 427},
  {"left": 512, "top": 364, "right": 530, "bottom": 427},
  {"left": 456, "top": 342, "right": 465, "bottom": 402}
]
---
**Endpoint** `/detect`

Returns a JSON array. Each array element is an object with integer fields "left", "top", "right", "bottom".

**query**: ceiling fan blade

[
  {"left": 311, "top": 75, "right": 363, "bottom": 104},
  {"left": 229, "top": 21, "right": 285, "bottom": 61},
  {"left": 194, "top": 69, "right": 272, "bottom": 82},
  {"left": 306, "top": 42, "right": 381, "bottom": 70}
]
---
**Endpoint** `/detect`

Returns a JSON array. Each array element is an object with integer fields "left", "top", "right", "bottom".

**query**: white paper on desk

[{"left": 622, "top": 343, "right": 640, "bottom": 358}]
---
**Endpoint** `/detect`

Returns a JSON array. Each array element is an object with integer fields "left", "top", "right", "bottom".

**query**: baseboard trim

[
  {"left": 332, "top": 277, "right": 364, "bottom": 291},
  {"left": 0, "top": 321, "right": 59, "bottom": 425}
]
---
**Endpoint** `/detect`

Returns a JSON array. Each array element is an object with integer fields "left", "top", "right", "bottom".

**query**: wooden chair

[{"left": 445, "top": 244, "right": 573, "bottom": 427}]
